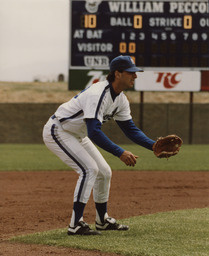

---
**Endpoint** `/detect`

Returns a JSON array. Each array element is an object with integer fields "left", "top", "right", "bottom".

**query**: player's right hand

[{"left": 120, "top": 151, "right": 138, "bottom": 167}]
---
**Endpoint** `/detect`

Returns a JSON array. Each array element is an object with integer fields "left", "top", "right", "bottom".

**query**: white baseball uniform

[{"left": 43, "top": 80, "right": 131, "bottom": 205}]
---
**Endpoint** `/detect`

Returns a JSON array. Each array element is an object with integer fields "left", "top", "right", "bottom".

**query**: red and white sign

[{"left": 135, "top": 71, "right": 201, "bottom": 91}]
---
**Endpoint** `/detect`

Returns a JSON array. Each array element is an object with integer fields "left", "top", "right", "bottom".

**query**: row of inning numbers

[{"left": 121, "top": 32, "right": 208, "bottom": 41}]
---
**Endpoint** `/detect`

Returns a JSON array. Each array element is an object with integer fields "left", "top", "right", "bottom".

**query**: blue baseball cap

[{"left": 110, "top": 56, "right": 144, "bottom": 72}]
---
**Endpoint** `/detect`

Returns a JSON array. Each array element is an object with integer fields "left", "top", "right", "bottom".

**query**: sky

[{"left": 0, "top": 0, "right": 69, "bottom": 82}]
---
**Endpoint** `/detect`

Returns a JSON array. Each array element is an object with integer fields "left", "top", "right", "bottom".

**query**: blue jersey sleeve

[
  {"left": 85, "top": 118, "right": 125, "bottom": 157},
  {"left": 116, "top": 119, "right": 155, "bottom": 151}
]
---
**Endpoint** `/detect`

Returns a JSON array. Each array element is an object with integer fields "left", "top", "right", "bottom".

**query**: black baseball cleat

[
  {"left": 95, "top": 217, "right": 129, "bottom": 231},
  {"left": 67, "top": 221, "right": 101, "bottom": 235}
]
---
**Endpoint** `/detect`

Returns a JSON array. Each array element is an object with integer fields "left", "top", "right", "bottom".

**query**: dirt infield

[{"left": 1, "top": 170, "right": 209, "bottom": 256}]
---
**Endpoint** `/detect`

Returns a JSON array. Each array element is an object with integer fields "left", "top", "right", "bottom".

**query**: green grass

[
  {"left": 0, "top": 144, "right": 70, "bottom": 171},
  {"left": 0, "top": 144, "right": 209, "bottom": 171},
  {"left": 11, "top": 208, "right": 209, "bottom": 256}
]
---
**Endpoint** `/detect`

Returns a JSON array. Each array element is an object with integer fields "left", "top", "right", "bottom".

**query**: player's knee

[
  {"left": 89, "top": 162, "right": 99, "bottom": 177},
  {"left": 102, "top": 165, "right": 112, "bottom": 180},
  {"left": 93, "top": 167, "right": 99, "bottom": 177}
]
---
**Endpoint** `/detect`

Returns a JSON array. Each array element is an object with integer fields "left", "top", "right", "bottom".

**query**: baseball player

[{"left": 43, "top": 55, "right": 155, "bottom": 235}]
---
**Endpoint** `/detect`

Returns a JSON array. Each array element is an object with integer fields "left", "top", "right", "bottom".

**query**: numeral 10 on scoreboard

[{"left": 84, "top": 15, "right": 97, "bottom": 28}]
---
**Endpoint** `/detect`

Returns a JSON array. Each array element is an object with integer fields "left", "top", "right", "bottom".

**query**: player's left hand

[{"left": 120, "top": 151, "right": 139, "bottom": 167}]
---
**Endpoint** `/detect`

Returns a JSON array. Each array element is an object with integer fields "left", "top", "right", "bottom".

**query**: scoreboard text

[{"left": 70, "top": 0, "right": 209, "bottom": 69}]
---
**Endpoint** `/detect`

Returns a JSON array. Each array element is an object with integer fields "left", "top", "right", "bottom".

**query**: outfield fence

[{"left": 1, "top": 103, "right": 209, "bottom": 144}]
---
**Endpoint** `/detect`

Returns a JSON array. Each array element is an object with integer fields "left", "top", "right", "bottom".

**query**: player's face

[{"left": 120, "top": 71, "right": 137, "bottom": 89}]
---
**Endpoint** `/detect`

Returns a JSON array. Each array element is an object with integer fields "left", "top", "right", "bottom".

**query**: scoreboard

[{"left": 69, "top": 0, "right": 209, "bottom": 89}]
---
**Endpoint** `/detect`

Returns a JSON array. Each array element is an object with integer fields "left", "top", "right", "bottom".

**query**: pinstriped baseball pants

[{"left": 43, "top": 117, "right": 112, "bottom": 204}]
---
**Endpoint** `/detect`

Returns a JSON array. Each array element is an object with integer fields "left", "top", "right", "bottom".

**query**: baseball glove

[{"left": 152, "top": 134, "right": 183, "bottom": 159}]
